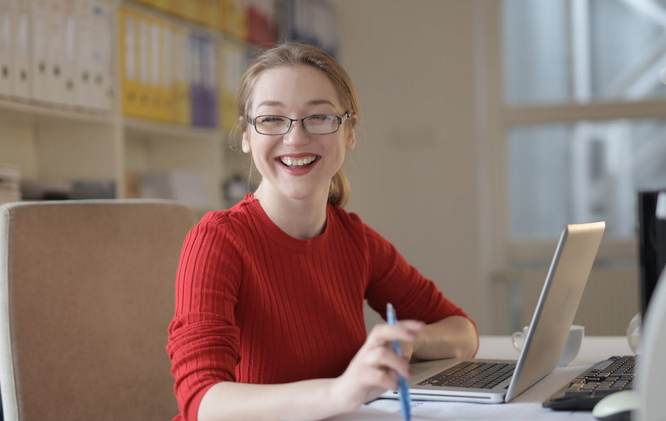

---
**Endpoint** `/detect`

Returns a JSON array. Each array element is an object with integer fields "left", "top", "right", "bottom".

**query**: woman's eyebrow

[
  {"left": 307, "top": 99, "right": 336, "bottom": 107},
  {"left": 257, "top": 100, "right": 284, "bottom": 108},
  {"left": 256, "top": 99, "right": 336, "bottom": 109}
]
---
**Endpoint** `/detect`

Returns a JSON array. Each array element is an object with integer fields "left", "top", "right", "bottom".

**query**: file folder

[
  {"left": 120, "top": 7, "right": 142, "bottom": 117},
  {"left": 46, "top": 0, "right": 68, "bottom": 105},
  {"left": 221, "top": 0, "right": 247, "bottom": 40},
  {"left": 0, "top": 0, "right": 12, "bottom": 96},
  {"left": 202, "top": 34, "right": 217, "bottom": 128},
  {"left": 161, "top": 21, "right": 174, "bottom": 123},
  {"left": 12, "top": 0, "right": 31, "bottom": 99},
  {"left": 76, "top": 0, "right": 94, "bottom": 108},
  {"left": 61, "top": 0, "right": 78, "bottom": 106},
  {"left": 218, "top": 40, "right": 244, "bottom": 131},
  {"left": 30, "top": 0, "right": 51, "bottom": 102},
  {"left": 190, "top": 32, "right": 204, "bottom": 126},
  {"left": 137, "top": 10, "right": 151, "bottom": 118},
  {"left": 93, "top": 0, "right": 114, "bottom": 111},
  {"left": 172, "top": 23, "right": 190, "bottom": 126},
  {"left": 148, "top": 15, "right": 163, "bottom": 121}
]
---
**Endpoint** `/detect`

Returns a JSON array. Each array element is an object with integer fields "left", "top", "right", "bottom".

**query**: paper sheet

[{"left": 328, "top": 365, "right": 597, "bottom": 421}]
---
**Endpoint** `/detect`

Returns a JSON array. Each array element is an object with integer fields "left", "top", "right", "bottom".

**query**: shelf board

[
  {"left": 123, "top": 117, "right": 221, "bottom": 142},
  {"left": 0, "top": 97, "right": 115, "bottom": 126}
]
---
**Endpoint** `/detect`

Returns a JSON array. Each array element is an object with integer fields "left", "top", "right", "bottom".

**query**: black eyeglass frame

[{"left": 246, "top": 112, "right": 352, "bottom": 136}]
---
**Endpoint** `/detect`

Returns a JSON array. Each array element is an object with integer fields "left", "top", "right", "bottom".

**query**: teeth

[{"left": 281, "top": 156, "right": 316, "bottom": 167}]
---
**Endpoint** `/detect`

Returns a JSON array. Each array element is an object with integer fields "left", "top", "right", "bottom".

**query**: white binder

[
  {"left": 30, "top": 0, "right": 50, "bottom": 102},
  {"left": 60, "top": 0, "right": 78, "bottom": 106},
  {"left": 90, "top": 0, "right": 113, "bottom": 111},
  {"left": 75, "top": 0, "right": 95, "bottom": 109},
  {"left": 12, "top": 0, "right": 31, "bottom": 99},
  {"left": 45, "top": 0, "right": 67, "bottom": 104},
  {"left": 0, "top": 0, "right": 13, "bottom": 96}
]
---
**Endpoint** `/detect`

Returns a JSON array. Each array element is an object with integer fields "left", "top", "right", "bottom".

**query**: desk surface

[{"left": 328, "top": 335, "right": 633, "bottom": 421}]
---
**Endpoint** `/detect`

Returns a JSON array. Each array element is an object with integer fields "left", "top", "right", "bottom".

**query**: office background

[{"left": 1, "top": 0, "right": 665, "bottom": 336}]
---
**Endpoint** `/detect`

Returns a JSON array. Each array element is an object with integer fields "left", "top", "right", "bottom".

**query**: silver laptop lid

[{"left": 505, "top": 221, "right": 605, "bottom": 401}]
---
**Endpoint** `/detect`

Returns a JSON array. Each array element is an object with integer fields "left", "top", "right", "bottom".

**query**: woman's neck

[{"left": 253, "top": 184, "right": 329, "bottom": 240}]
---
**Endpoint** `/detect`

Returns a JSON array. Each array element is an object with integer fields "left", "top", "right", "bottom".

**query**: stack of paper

[{"left": 0, "top": 164, "right": 21, "bottom": 205}]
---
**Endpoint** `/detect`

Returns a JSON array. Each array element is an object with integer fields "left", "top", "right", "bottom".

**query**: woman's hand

[{"left": 328, "top": 320, "right": 425, "bottom": 413}]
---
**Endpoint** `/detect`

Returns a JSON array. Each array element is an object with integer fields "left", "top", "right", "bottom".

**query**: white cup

[{"left": 511, "top": 324, "right": 584, "bottom": 367}]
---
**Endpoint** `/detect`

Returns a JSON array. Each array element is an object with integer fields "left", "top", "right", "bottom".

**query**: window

[{"left": 502, "top": 0, "right": 666, "bottom": 240}]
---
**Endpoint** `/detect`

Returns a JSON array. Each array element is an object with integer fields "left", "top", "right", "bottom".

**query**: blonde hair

[{"left": 236, "top": 42, "right": 359, "bottom": 207}]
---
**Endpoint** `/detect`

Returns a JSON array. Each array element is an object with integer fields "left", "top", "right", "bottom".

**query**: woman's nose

[{"left": 282, "top": 121, "right": 310, "bottom": 146}]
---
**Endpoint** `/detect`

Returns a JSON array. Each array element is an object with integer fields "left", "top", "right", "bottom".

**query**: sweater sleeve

[
  {"left": 363, "top": 224, "right": 473, "bottom": 326},
  {"left": 166, "top": 217, "right": 244, "bottom": 421}
]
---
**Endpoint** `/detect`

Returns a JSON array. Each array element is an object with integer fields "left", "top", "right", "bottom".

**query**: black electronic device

[
  {"left": 638, "top": 190, "right": 666, "bottom": 315},
  {"left": 637, "top": 190, "right": 666, "bottom": 319}
]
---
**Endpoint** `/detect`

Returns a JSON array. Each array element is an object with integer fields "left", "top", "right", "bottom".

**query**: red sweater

[{"left": 167, "top": 194, "right": 473, "bottom": 421}]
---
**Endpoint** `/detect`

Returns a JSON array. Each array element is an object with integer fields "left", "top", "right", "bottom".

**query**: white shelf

[
  {"left": 123, "top": 117, "right": 220, "bottom": 142},
  {"left": 0, "top": 97, "right": 115, "bottom": 126}
]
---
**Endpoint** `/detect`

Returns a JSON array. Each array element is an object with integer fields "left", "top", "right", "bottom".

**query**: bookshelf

[
  {"left": 0, "top": 0, "right": 338, "bottom": 214},
  {"left": 0, "top": 0, "right": 254, "bottom": 214}
]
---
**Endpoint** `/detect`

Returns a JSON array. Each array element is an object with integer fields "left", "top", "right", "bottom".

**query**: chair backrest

[{"left": 0, "top": 200, "right": 197, "bottom": 421}]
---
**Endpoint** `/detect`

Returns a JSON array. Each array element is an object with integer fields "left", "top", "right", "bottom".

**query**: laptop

[{"left": 381, "top": 221, "right": 606, "bottom": 404}]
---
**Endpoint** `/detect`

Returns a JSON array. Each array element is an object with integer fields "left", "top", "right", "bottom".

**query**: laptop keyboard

[
  {"left": 417, "top": 361, "right": 516, "bottom": 389},
  {"left": 543, "top": 355, "right": 637, "bottom": 410}
]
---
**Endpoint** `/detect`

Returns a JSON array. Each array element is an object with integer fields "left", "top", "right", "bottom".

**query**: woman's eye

[
  {"left": 309, "top": 115, "right": 330, "bottom": 123},
  {"left": 259, "top": 116, "right": 284, "bottom": 124}
]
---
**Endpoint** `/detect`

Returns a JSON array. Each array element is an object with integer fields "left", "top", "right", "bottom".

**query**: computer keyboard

[
  {"left": 543, "top": 355, "right": 637, "bottom": 410},
  {"left": 417, "top": 361, "right": 516, "bottom": 389}
]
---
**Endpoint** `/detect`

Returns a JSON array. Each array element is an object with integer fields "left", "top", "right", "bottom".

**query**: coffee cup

[{"left": 511, "top": 324, "right": 584, "bottom": 367}]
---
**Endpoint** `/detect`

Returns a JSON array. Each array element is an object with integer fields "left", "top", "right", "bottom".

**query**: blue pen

[{"left": 386, "top": 303, "right": 412, "bottom": 421}]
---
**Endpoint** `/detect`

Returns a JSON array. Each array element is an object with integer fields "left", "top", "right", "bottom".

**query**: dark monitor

[{"left": 637, "top": 190, "right": 666, "bottom": 319}]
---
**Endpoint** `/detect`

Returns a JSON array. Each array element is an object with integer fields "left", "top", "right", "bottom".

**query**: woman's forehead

[{"left": 250, "top": 65, "right": 341, "bottom": 110}]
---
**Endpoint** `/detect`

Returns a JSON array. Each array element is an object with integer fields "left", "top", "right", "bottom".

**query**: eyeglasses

[{"left": 246, "top": 112, "right": 351, "bottom": 136}]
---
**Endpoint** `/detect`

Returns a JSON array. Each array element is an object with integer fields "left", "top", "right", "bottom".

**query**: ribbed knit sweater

[{"left": 167, "top": 194, "right": 473, "bottom": 421}]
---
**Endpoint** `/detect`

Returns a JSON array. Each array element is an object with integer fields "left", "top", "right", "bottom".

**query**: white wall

[{"left": 330, "top": 1, "right": 490, "bottom": 331}]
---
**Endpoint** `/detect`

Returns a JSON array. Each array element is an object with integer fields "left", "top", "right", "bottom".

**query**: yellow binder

[
  {"left": 172, "top": 23, "right": 191, "bottom": 126},
  {"left": 218, "top": 40, "right": 244, "bottom": 132},
  {"left": 120, "top": 7, "right": 142, "bottom": 118},
  {"left": 221, "top": 0, "right": 247, "bottom": 40}
]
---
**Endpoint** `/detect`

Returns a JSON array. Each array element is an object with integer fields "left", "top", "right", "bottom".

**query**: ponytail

[{"left": 329, "top": 169, "right": 350, "bottom": 207}]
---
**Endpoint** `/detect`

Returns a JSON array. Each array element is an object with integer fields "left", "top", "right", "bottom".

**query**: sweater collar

[{"left": 242, "top": 193, "right": 334, "bottom": 253}]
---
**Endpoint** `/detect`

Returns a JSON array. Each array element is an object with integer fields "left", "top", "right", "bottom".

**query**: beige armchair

[{"left": 0, "top": 200, "right": 196, "bottom": 421}]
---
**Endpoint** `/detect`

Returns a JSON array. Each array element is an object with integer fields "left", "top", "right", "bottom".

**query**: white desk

[{"left": 328, "top": 335, "right": 633, "bottom": 421}]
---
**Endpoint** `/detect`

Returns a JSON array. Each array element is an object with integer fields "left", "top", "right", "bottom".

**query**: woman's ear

[
  {"left": 346, "top": 128, "right": 356, "bottom": 150},
  {"left": 242, "top": 131, "right": 251, "bottom": 153}
]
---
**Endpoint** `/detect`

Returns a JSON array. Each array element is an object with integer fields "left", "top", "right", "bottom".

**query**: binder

[
  {"left": 161, "top": 21, "right": 174, "bottom": 123},
  {"left": 148, "top": 14, "right": 163, "bottom": 121},
  {"left": 0, "top": 0, "right": 12, "bottom": 96},
  {"left": 120, "top": 7, "right": 142, "bottom": 117},
  {"left": 172, "top": 23, "right": 190, "bottom": 126},
  {"left": 218, "top": 40, "right": 244, "bottom": 131},
  {"left": 30, "top": 0, "right": 51, "bottom": 102},
  {"left": 12, "top": 0, "right": 31, "bottom": 99},
  {"left": 94, "top": 0, "right": 114, "bottom": 111},
  {"left": 137, "top": 10, "right": 151, "bottom": 119},
  {"left": 183, "top": 0, "right": 199, "bottom": 23},
  {"left": 45, "top": 0, "right": 68, "bottom": 105},
  {"left": 76, "top": 0, "right": 95, "bottom": 108},
  {"left": 202, "top": 34, "right": 217, "bottom": 128},
  {"left": 189, "top": 32, "right": 203, "bottom": 126},
  {"left": 201, "top": 0, "right": 220, "bottom": 30},
  {"left": 61, "top": 0, "right": 78, "bottom": 106},
  {"left": 221, "top": 0, "right": 247, "bottom": 40}
]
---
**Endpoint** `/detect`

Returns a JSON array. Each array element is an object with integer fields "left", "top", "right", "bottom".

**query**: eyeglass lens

[{"left": 255, "top": 115, "right": 341, "bottom": 135}]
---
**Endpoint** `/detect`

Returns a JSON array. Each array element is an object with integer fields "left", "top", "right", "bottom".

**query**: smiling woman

[{"left": 166, "top": 42, "right": 479, "bottom": 421}]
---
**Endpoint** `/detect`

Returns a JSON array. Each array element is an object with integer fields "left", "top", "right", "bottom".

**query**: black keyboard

[
  {"left": 418, "top": 361, "right": 516, "bottom": 389},
  {"left": 543, "top": 355, "right": 637, "bottom": 410}
]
